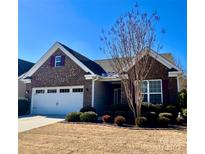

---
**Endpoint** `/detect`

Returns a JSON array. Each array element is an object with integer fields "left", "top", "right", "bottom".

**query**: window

[
  {"left": 36, "top": 90, "right": 45, "bottom": 94},
  {"left": 55, "top": 56, "right": 62, "bottom": 67},
  {"left": 114, "top": 88, "right": 121, "bottom": 104},
  {"left": 72, "top": 88, "right": 83, "bottom": 93},
  {"left": 60, "top": 89, "right": 70, "bottom": 93},
  {"left": 47, "top": 89, "right": 57, "bottom": 93},
  {"left": 141, "top": 80, "right": 162, "bottom": 104}
]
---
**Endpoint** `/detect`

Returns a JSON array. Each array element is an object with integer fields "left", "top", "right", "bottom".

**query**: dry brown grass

[{"left": 19, "top": 123, "right": 186, "bottom": 154}]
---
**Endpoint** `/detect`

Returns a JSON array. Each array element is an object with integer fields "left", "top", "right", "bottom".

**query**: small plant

[
  {"left": 157, "top": 116, "right": 170, "bottom": 127},
  {"left": 65, "top": 112, "right": 82, "bottom": 122},
  {"left": 114, "top": 116, "right": 126, "bottom": 126},
  {"left": 102, "top": 115, "right": 112, "bottom": 123},
  {"left": 80, "top": 106, "right": 96, "bottom": 113},
  {"left": 136, "top": 117, "right": 147, "bottom": 127},
  {"left": 80, "top": 111, "right": 98, "bottom": 122}
]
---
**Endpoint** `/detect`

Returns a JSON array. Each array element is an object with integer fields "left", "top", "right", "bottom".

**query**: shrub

[
  {"left": 65, "top": 112, "right": 82, "bottom": 122},
  {"left": 102, "top": 115, "right": 112, "bottom": 123},
  {"left": 143, "top": 112, "right": 157, "bottom": 126},
  {"left": 177, "top": 89, "right": 187, "bottom": 109},
  {"left": 80, "top": 106, "right": 96, "bottom": 113},
  {"left": 164, "top": 105, "right": 177, "bottom": 115},
  {"left": 182, "top": 108, "right": 187, "bottom": 119},
  {"left": 157, "top": 116, "right": 170, "bottom": 127},
  {"left": 136, "top": 117, "right": 147, "bottom": 127},
  {"left": 141, "top": 103, "right": 163, "bottom": 114},
  {"left": 159, "top": 112, "right": 173, "bottom": 119},
  {"left": 80, "top": 112, "right": 98, "bottom": 122},
  {"left": 114, "top": 116, "right": 126, "bottom": 126}
]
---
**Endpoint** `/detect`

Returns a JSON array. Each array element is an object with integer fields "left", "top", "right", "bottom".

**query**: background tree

[{"left": 100, "top": 3, "right": 164, "bottom": 122}]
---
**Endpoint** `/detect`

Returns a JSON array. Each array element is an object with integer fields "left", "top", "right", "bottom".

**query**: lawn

[{"left": 19, "top": 122, "right": 186, "bottom": 154}]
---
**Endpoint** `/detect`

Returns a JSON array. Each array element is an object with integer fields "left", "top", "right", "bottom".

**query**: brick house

[{"left": 20, "top": 42, "right": 181, "bottom": 115}]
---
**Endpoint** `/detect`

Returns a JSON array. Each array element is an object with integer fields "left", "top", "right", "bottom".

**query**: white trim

[
  {"left": 141, "top": 79, "right": 163, "bottom": 104},
  {"left": 30, "top": 85, "right": 84, "bottom": 114},
  {"left": 54, "top": 55, "right": 62, "bottom": 67},
  {"left": 113, "top": 88, "right": 121, "bottom": 104},
  {"left": 24, "top": 42, "right": 95, "bottom": 78},
  {"left": 148, "top": 49, "right": 180, "bottom": 71},
  {"left": 168, "top": 71, "right": 178, "bottom": 77},
  {"left": 177, "top": 76, "right": 180, "bottom": 92},
  {"left": 91, "top": 80, "right": 95, "bottom": 107},
  {"left": 84, "top": 74, "right": 98, "bottom": 80}
]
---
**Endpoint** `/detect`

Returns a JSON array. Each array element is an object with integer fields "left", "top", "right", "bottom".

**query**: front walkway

[{"left": 18, "top": 115, "right": 65, "bottom": 132}]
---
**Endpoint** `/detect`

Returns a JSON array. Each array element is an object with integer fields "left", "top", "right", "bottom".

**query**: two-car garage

[{"left": 31, "top": 86, "right": 84, "bottom": 115}]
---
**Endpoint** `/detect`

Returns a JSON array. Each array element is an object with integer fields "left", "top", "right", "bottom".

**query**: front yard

[{"left": 19, "top": 122, "right": 186, "bottom": 154}]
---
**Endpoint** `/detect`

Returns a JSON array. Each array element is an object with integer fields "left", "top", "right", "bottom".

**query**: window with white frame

[
  {"left": 141, "top": 80, "right": 162, "bottom": 104},
  {"left": 55, "top": 56, "right": 62, "bottom": 67}
]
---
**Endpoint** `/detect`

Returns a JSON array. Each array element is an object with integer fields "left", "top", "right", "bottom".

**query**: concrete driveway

[{"left": 18, "top": 115, "right": 65, "bottom": 132}]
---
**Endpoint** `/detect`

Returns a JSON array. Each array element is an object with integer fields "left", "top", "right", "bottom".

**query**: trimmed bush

[
  {"left": 182, "top": 108, "right": 187, "bottom": 119},
  {"left": 157, "top": 116, "right": 170, "bottom": 127},
  {"left": 159, "top": 112, "right": 174, "bottom": 124},
  {"left": 114, "top": 116, "right": 126, "bottom": 126},
  {"left": 65, "top": 112, "right": 82, "bottom": 122},
  {"left": 159, "top": 112, "right": 173, "bottom": 119},
  {"left": 143, "top": 112, "right": 157, "bottom": 126},
  {"left": 164, "top": 105, "right": 177, "bottom": 116},
  {"left": 80, "top": 106, "right": 96, "bottom": 113},
  {"left": 141, "top": 103, "right": 163, "bottom": 114},
  {"left": 102, "top": 115, "right": 112, "bottom": 123},
  {"left": 136, "top": 117, "right": 147, "bottom": 127},
  {"left": 80, "top": 111, "right": 98, "bottom": 122}
]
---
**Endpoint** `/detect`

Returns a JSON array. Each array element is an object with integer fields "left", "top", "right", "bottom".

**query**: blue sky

[{"left": 19, "top": 0, "right": 187, "bottom": 70}]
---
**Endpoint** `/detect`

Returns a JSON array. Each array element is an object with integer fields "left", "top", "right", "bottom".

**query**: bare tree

[{"left": 100, "top": 3, "right": 164, "bottom": 122}]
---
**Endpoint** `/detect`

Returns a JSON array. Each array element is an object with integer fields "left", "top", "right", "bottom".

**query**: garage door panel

[{"left": 32, "top": 86, "right": 84, "bottom": 115}]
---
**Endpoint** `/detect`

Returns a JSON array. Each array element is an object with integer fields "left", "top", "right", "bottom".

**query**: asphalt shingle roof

[
  {"left": 18, "top": 59, "right": 35, "bottom": 76},
  {"left": 59, "top": 42, "right": 106, "bottom": 75}
]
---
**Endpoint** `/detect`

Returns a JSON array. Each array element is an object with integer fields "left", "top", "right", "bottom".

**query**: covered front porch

[{"left": 93, "top": 79, "right": 125, "bottom": 114}]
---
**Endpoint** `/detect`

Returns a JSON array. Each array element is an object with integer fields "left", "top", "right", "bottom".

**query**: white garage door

[{"left": 31, "top": 86, "right": 84, "bottom": 115}]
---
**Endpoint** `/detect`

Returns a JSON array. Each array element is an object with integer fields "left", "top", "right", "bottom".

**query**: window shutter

[
  {"left": 61, "top": 55, "right": 65, "bottom": 66},
  {"left": 162, "top": 79, "right": 169, "bottom": 103},
  {"left": 50, "top": 56, "right": 55, "bottom": 67}
]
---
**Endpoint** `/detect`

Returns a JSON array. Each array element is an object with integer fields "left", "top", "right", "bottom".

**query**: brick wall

[
  {"left": 26, "top": 49, "right": 92, "bottom": 106},
  {"left": 121, "top": 56, "right": 178, "bottom": 104}
]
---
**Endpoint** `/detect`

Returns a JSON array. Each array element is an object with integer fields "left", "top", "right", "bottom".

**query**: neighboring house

[
  {"left": 18, "top": 59, "right": 35, "bottom": 99},
  {"left": 21, "top": 42, "right": 181, "bottom": 115}
]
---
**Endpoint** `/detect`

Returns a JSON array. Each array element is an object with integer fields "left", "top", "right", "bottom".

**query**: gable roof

[
  {"left": 18, "top": 59, "right": 34, "bottom": 76},
  {"left": 24, "top": 42, "right": 106, "bottom": 78},
  {"left": 94, "top": 52, "right": 179, "bottom": 73},
  {"left": 58, "top": 42, "right": 106, "bottom": 75}
]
